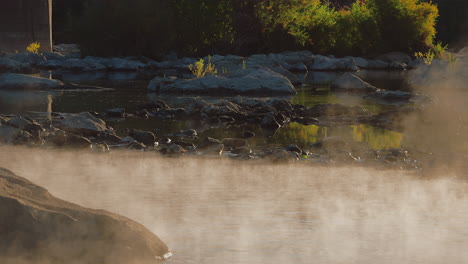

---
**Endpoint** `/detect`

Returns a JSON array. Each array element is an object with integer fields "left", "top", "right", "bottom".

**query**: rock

[
  {"left": 376, "top": 52, "right": 412, "bottom": 64},
  {"left": 0, "top": 58, "right": 31, "bottom": 73},
  {"left": 365, "top": 91, "right": 412, "bottom": 101},
  {"left": 0, "top": 168, "right": 170, "bottom": 264},
  {"left": 308, "top": 55, "right": 358, "bottom": 71},
  {"left": 331, "top": 73, "right": 377, "bottom": 92},
  {"left": 222, "top": 138, "right": 249, "bottom": 150},
  {"left": 59, "top": 112, "right": 107, "bottom": 136},
  {"left": 0, "top": 73, "right": 64, "bottom": 90},
  {"left": 129, "top": 129, "right": 156, "bottom": 147},
  {"left": 5, "top": 117, "right": 34, "bottom": 130},
  {"left": 8, "top": 52, "right": 46, "bottom": 65},
  {"left": 152, "top": 67, "right": 296, "bottom": 96},
  {"left": 0, "top": 126, "right": 32, "bottom": 144},
  {"left": 231, "top": 146, "right": 252, "bottom": 154},
  {"left": 45, "top": 129, "right": 68, "bottom": 146},
  {"left": 54, "top": 44, "right": 81, "bottom": 56}
]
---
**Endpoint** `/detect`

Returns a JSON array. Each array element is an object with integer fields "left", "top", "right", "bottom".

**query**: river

[{"left": 1, "top": 147, "right": 468, "bottom": 264}]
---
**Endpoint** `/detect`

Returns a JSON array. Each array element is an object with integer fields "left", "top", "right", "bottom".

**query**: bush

[{"left": 26, "top": 42, "right": 41, "bottom": 54}]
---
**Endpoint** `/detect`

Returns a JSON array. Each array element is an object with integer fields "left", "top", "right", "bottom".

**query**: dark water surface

[{"left": 0, "top": 70, "right": 412, "bottom": 149}]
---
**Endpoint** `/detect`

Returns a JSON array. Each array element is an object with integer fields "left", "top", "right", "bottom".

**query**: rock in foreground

[{"left": 0, "top": 168, "right": 170, "bottom": 264}]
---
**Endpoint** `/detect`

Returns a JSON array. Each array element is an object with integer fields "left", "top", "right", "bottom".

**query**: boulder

[
  {"left": 351, "top": 57, "right": 389, "bottom": 70},
  {"left": 59, "top": 112, "right": 107, "bottom": 136},
  {"left": 152, "top": 67, "right": 296, "bottom": 96},
  {"left": 331, "top": 73, "right": 377, "bottom": 92},
  {"left": 0, "top": 73, "right": 64, "bottom": 90},
  {"left": 0, "top": 168, "right": 170, "bottom": 264}
]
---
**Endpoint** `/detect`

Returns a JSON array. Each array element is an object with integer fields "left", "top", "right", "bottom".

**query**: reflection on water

[
  {"left": 1, "top": 147, "right": 468, "bottom": 264},
  {"left": 0, "top": 71, "right": 411, "bottom": 150}
]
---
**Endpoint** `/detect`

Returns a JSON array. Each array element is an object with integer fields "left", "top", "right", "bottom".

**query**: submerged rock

[
  {"left": 0, "top": 168, "right": 170, "bottom": 264},
  {"left": 0, "top": 73, "right": 64, "bottom": 90}
]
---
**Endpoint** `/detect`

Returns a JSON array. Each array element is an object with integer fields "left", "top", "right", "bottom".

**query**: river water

[{"left": 1, "top": 147, "right": 468, "bottom": 264}]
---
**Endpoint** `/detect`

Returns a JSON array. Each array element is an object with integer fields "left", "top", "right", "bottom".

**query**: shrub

[{"left": 26, "top": 42, "right": 41, "bottom": 53}]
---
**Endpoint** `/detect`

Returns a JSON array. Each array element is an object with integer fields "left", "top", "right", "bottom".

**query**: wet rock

[
  {"left": 45, "top": 129, "right": 68, "bottom": 146},
  {"left": 222, "top": 138, "right": 249, "bottom": 150},
  {"left": 5, "top": 117, "right": 34, "bottom": 130},
  {"left": 0, "top": 73, "right": 64, "bottom": 90},
  {"left": 159, "top": 137, "right": 172, "bottom": 145},
  {"left": 39, "top": 58, "right": 106, "bottom": 71},
  {"left": 0, "top": 126, "right": 32, "bottom": 144},
  {"left": 137, "top": 100, "right": 170, "bottom": 111},
  {"left": 0, "top": 168, "right": 170, "bottom": 264},
  {"left": 129, "top": 129, "right": 156, "bottom": 147},
  {"left": 59, "top": 112, "right": 107, "bottom": 136},
  {"left": 151, "top": 67, "right": 296, "bottom": 96},
  {"left": 331, "top": 73, "right": 377, "bottom": 92},
  {"left": 219, "top": 116, "right": 235, "bottom": 123},
  {"left": 269, "top": 66, "right": 302, "bottom": 86},
  {"left": 91, "top": 142, "right": 110, "bottom": 152},
  {"left": 42, "top": 51, "right": 66, "bottom": 61}
]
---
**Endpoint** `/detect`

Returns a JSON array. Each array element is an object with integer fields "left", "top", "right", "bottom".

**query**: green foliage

[
  {"left": 415, "top": 41, "right": 459, "bottom": 67},
  {"left": 67, "top": 0, "right": 439, "bottom": 57},
  {"left": 188, "top": 56, "right": 217, "bottom": 78},
  {"left": 26, "top": 42, "right": 41, "bottom": 54}
]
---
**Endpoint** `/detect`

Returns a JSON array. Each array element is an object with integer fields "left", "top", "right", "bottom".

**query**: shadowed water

[{"left": 1, "top": 147, "right": 468, "bottom": 264}]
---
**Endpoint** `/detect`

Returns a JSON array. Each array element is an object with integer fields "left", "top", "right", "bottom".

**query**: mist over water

[{"left": 1, "top": 146, "right": 468, "bottom": 264}]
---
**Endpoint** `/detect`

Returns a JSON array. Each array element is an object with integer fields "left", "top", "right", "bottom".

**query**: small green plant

[
  {"left": 415, "top": 51, "right": 435, "bottom": 65},
  {"left": 242, "top": 60, "right": 247, "bottom": 70},
  {"left": 188, "top": 55, "right": 217, "bottom": 78},
  {"left": 26, "top": 42, "right": 41, "bottom": 53}
]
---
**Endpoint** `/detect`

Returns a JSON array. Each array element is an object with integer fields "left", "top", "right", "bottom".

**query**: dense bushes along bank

[{"left": 57, "top": 0, "right": 438, "bottom": 59}]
